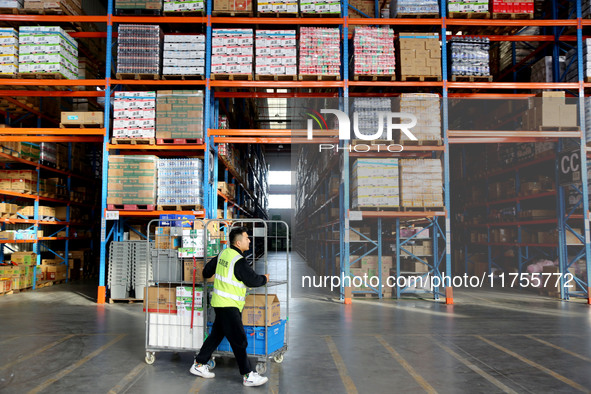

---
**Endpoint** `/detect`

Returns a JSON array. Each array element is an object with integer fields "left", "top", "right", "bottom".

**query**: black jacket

[{"left": 203, "top": 245, "right": 267, "bottom": 288}]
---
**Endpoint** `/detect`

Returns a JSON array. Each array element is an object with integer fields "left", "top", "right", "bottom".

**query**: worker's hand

[{"left": 264, "top": 274, "right": 270, "bottom": 283}]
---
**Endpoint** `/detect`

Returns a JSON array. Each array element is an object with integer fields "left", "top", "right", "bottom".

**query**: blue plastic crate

[{"left": 207, "top": 320, "right": 285, "bottom": 355}]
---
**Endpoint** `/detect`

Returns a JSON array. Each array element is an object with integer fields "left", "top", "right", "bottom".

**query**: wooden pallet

[
  {"left": 156, "top": 138, "right": 204, "bottom": 145},
  {"left": 107, "top": 204, "right": 155, "bottom": 211},
  {"left": 37, "top": 279, "right": 65, "bottom": 289},
  {"left": 450, "top": 75, "right": 493, "bottom": 82},
  {"left": 255, "top": 74, "right": 298, "bottom": 81},
  {"left": 211, "top": 10, "right": 253, "bottom": 16},
  {"left": 492, "top": 12, "right": 534, "bottom": 19},
  {"left": 60, "top": 123, "right": 104, "bottom": 128},
  {"left": 353, "top": 74, "right": 396, "bottom": 81},
  {"left": 301, "top": 12, "right": 341, "bottom": 17},
  {"left": 298, "top": 74, "right": 341, "bottom": 81},
  {"left": 394, "top": 12, "right": 439, "bottom": 18},
  {"left": 401, "top": 139, "right": 443, "bottom": 146},
  {"left": 109, "top": 297, "right": 142, "bottom": 304},
  {"left": 115, "top": 73, "right": 159, "bottom": 80},
  {"left": 211, "top": 73, "right": 253, "bottom": 81},
  {"left": 161, "top": 74, "right": 205, "bottom": 80},
  {"left": 0, "top": 7, "right": 20, "bottom": 14},
  {"left": 399, "top": 75, "right": 442, "bottom": 82},
  {"left": 0, "top": 74, "right": 17, "bottom": 79},
  {"left": 111, "top": 138, "right": 155, "bottom": 145},
  {"left": 0, "top": 290, "right": 14, "bottom": 296},
  {"left": 163, "top": 10, "right": 204, "bottom": 16},
  {"left": 537, "top": 126, "right": 580, "bottom": 132},
  {"left": 399, "top": 206, "right": 445, "bottom": 211},
  {"left": 156, "top": 204, "right": 203, "bottom": 211},
  {"left": 352, "top": 292, "right": 380, "bottom": 298},
  {"left": 448, "top": 12, "right": 490, "bottom": 19},
  {"left": 257, "top": 12, "right": 298, "bottom": 17},
  {"left": 17, "top": 73, "right": 69, "bottom": 79},
  {"left": 115, "top": 8, "right": 161, "bottom": 15}
]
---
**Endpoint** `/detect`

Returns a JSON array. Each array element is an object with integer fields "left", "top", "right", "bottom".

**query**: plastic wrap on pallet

[
  {"left": 258, "top": 0, "right": 297, "bottom": 13},
  {"left": 162, "top": 34, "right": 205, "bottom": 75},
  {"left": 353, "top": 27, "right": 395, "bottom": 76},
  {"left": 156, "top": 90, "right": 204, "bottom": 139},
  {"left": 157, "top": 158, "right": 203, "bottom": 206},
  {"left": 255, "top": 30, "right": 296, "bottom": 76},
  {"left": 352, "top": 98, "right": 391, "bottom": 139},
  {"left": 448, "top": 0, "right": 488, "bottom": 13},
  {"left": 116, "top": 24, "right": 161, "bottom": 75},
  {"left": 115, "top": 0, "right": 162, "bottom": 10},
  {"left": 299, "top": 27, "right": 340, "bottom": 76},
  {"left": 389, "top": 0, "right": 438, "bottom": 16},
  {"left": 352, "top": 158, "right": 399, "bottom": 209},
  {"left": 164, "top": 0, "right": 204, "bottom": 12},
  {"left": 0, "top": 28, "right": 17, "bottom": 76},
  {"left": 400, "top": 159, "right": 443, "bottom": 208},
  {"left": 300, "top": 0, "right": 339, "bottom": 14},
  {"left": 113, "top": 91, "right": 156, "bottom": 139},
  {"left": 211, "top": 29, "right": 253, "bottom": 75},
  {"left": 490, "top": 0, "right": 533, "bottom": 14},
  {"left": 449, "top": 36, "right": 490, "bottom": 77},
  {"left": 399, "top": 93, "right": 441, "bottom": 143},
  {"left": 107, "top": 155, "right": 158, "bottom": 206},
  {"left": 18, "top": 26, "right": 78, "bottom": 79}
]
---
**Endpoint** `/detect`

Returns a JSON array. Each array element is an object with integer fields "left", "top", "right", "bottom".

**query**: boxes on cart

[
  {"left": 242, "top": 294, "right": 280, "bottom": 326},
  {"left": 144, "top": 286, "right": 177, "bottom": 313},
  {"left": 211, "top": 319, "right": 286, "bottom": 355}
]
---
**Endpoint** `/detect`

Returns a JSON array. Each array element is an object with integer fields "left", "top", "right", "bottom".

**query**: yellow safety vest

[{"left": 211, "top": 248, "right": 247, "bottom": 311}]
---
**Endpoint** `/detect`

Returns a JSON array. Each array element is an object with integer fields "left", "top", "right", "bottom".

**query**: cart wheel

[
  {"left": 256, "top": 362, "right": 267, "bottom": 374},
  {"left": 145, "top": 352, "right": 155, "bottom": 365},
  {"left": 273, "top": 354, "right": 284, "bottom": 364},
  {"left": 207, "top": 359, "right": 216, "bottom": 370}
]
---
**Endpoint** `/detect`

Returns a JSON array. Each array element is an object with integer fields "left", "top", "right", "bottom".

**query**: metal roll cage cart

[{"left": 143, "top": 217, "right": 290, "bottom": 375}]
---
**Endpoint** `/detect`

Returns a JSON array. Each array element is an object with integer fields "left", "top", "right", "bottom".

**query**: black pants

[{"left": 195, "top": 306, "right": 252, "bottom": 375}]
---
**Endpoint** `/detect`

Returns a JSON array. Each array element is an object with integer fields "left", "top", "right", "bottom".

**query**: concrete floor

[{"left": 1, "top": 253, "right": 591, "bottom": 394}]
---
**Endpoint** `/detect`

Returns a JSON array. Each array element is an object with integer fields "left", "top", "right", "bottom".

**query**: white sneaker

[
  {"left": 243, "top": 371, "right": 268, "bottom": 387},
  {"left": 190, "top": 363, "right": 215, "bottom": 378}
]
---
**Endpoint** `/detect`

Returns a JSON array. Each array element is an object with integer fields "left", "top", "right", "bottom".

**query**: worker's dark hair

[{"left": 229, "top": 226, "right": 248, "bottom": 245}]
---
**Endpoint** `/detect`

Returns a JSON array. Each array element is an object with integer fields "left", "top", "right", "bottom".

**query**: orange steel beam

[
  {"left": 214, "top": 92, "right": 339, "bottom": 98},
  {"left": 0, "top": 14, "right": 108, "bottom": 22},
  {"left": 0, "top": 79, "right": 106, "bottom": 86},
  {"left": 0, "top": 90, "right": 105, "bottom": 97},
  {"left": 112, "top": 16, "right": 206, "bottom": 23},
  {"left": 210, "top": 80, "right": 344, "bottom": 88},
  {"left": 0, "top": 136, "right": 103, "bottom": 142},
  {"left": 358, "top": 210, "right": 446, "bottom": 218},
  {"left": 213, "top": 16, "right": 344, "bottom": 24},
  {"left": 349, "top": 17, "right": 442, "bottom": 25},
  {"left": 214, "top": 137, "right": 338, "bottom": 143},
  {"left": 447, "top": 35, "right": 577, "bottom": 42},
  {"left": 0, "top": 128, "right": 106, "bottom": 135},
  {"left": 69, "top": 32, "right": 113, "bottom": 38},
  {"left": 117, "top": 210, "right": 206, "bottom": 217},
  {"left": 448, "top": 82, "right": 579, "bottom": 89},
  {"left": 114, "top": 79, "right": 206, "bottom": 86},
  {"left": 446, "top": 19, "right": 576, "bottom": 26},
  {"left": 448, "top": 130, "right": 581, "bottom": 138},
  {"left": 349, "top": 80, "right": 444, "bottom": 87},
  {"left": 209, "top": 129, "right": 339, "bottom": 136},
  {"left": 448, "top": 93, "right": 536, "bottom": 98},
  {"left": 3, "top": 97, "right": 59, "bottom": 125},
  {"left": 449, "top": 137, "right": 559, "bottom": 143},
  {"left": 106, "top": 144, "right": 206, "bottom": 151}
]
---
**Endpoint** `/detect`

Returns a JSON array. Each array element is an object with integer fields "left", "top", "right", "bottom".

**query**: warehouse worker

[{"left": 190, "top": 226, "right": 270, "bottom": 387}]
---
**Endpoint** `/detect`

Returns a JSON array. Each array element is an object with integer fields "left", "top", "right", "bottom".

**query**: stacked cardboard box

[
  {"left": 213, "top": 0, "right": 252, "bottom": 13},
  {"left": 23, "top": 0, "right": 81, "bottom": 14},
  {"left": 157, "top": 158, "right": 203, "bottom": 206},
  {"left": 0, "top": 170, "right": 37, "bottom": 194},
  {"left": 211, "top": 29, "right": 253, "bottom": 75},
  {"left": 531, "top": 56, "right": 565, "bottom": 83},
  {"left": 400, "top": 159, "right": 443, "bottom": 208},
  {"left": 348, "top": 255, "right": 394, "bottom": 297},
  {"left": 164, "top": 0, "right": 204, "bottom": 12},
  {"left": 0, "top": 28, "right": 18, "bottom": 76},
  {"left": 449, "top": 37, "right": 490, "bottom": 77},
  {"left": 299, "top": 27, "right": 340, "bottom": 76},
  {"left": 18, "top": 26, "right": 78, "bottom": 80},
  {"left": 352, "top": 98, "right": 392, "bottom": 139},
  {"left": 107, "top": 155, "right": 158, "bottom": 206},
  {"left": 60, "top": 111, "right": 103, "bottom": 126},
  {"left": 398, "top": 33, "right": 441, "bottom": 78},
  {"left": 399, "top": 93, "right": 441, "bottom": 143},
  {"left": 352, "top": 159, "right": 399, "bottom": 209},
  {"left": 353, "top": 27, "right": 395, "bottom": 77},
  {"left": 300, "top": 0, "right": 340, "bottom": 14},
  {"left": 522, "top": 91, "right": 578, "bottom": 129},
  {"left": 163, "top": 35, "right": 205, "bottom": 76},
  {"left": 348, "top": 0, "right": 375, "bottom": 17},
  {"left": 255, "top": 30, "right": 297, "bottom": 76},
  {"left": 257, "top": 0, "right": 297, "bottom": 13},
  {"left": 491, "top": 0, "right": 533, "bottom": 14},
  {"left": 115, "top": 0, "right": 162, "bottom": 10},
  {"left": 389, "top": 0, "right": 438, "bottom": 16},
  {"left": 448, "top": 0, "right": 488, "bottom": 13},
  {"left": 117, "top": 24, "right": 161, "bottom": 76},
  {"left": 113, "top": 91, "right": 156, "bottom": 139},
  {"left": 156, "top": 90, "right": 203, "bottom": 139}
]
